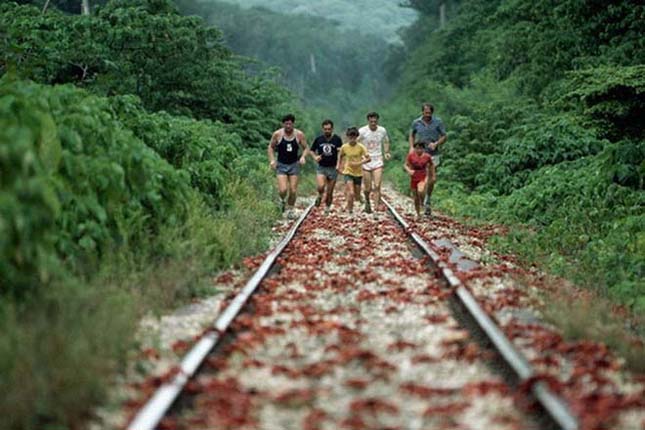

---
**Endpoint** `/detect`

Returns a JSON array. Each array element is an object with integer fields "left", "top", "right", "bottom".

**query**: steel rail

[
  {"left": 126, "top": 203, "right": 315, "bottom": 430},
  {"left": 381, "top": 197, "right": 579, "bottom": 430}
]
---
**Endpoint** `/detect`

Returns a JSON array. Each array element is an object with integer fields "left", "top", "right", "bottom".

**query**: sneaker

[
  {"left": 424, "top": 206, "right": 432, "bottom": 217},
  {"left": 315, "top": 195, "right": 322, "bottom": 207},
  {"left": 324, "top": 206, "right": 330, "bottom": 215},
  {"left": 287, "top": 209, "right": 297, "bottom": 220}
]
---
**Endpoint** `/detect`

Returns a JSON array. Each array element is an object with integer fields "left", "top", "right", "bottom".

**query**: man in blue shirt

[{"left": 408, "top": 103, "right": 447, "bottom": 216}]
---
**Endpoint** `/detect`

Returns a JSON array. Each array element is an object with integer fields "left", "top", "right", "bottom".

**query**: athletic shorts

[
  {"left": 362, "top": 156, "right": 384, "bottom": 172},
  {"left": 411, "top": 173, "right": 427, "bottom": 190},
  {"left": 317, "top": 165, "right": 338, "bottom": 181},
  {"left": 423, "top": 152, "right": 440, "bottom": 167},
  {"left": 276, "top": 161, "right": 300, "bottom": 176},
  {"left": 344, "top": 174, "right": 362, "bottom": 185}
]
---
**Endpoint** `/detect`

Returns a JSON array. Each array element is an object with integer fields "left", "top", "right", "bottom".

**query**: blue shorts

[
  {"left": 317, "top": 166, "right": 338, "bottom": 181},
  {"left": 276, "top": 161, "right": 300, "bottom": 176},
  {"left": 344, "top": 174, "right": 362, "bottom": 185}
]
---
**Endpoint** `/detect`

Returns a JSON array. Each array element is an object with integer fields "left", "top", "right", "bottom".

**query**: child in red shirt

[{"left": 404, "top": 142, "right": 433, "bottom": 219}]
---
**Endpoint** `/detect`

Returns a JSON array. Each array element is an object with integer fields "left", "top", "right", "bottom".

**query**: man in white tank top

[{"left": 358, "top": 112, "right": 390, "bottom": 213}]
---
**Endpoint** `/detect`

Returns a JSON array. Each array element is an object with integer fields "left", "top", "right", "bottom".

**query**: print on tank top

[{"left": 277, "top": 131, "right": 300, "bottom": 164}]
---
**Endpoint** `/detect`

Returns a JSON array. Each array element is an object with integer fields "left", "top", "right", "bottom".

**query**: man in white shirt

[{"left": 358, "top": 112, "right": 391, "bottom": 213}]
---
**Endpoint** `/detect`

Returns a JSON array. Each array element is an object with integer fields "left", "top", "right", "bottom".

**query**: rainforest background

[{"left": 1, "top": 0, "right": 643, "bottom": 428}]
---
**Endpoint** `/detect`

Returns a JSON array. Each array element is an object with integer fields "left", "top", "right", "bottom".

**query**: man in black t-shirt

[{"left": 309, "top": 119, "right": 343, "bottom": 213}]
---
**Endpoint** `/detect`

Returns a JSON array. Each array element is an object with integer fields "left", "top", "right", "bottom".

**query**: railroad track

[{"left": 127, "top": 196, "right": 578, "bottom": 430}]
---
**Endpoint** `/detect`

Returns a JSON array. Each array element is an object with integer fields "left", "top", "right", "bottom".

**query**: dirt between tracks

[{"left": 102, "top": 185, "right": 644, "bottom": 430}]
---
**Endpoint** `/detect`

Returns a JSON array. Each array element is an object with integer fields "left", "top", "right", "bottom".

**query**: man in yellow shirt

[{"left": 337, "top": 127, "right": 370, "bottom": 214}]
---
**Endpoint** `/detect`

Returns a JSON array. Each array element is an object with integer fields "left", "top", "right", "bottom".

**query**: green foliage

[
  {"left": 386, "top": 0, "right": 645, "bottom": 311},
  {"left": 0, "top": 72, "right": 281, "bottom": 430},
  {"left": 1, "top": 2, "right": 293, "bottom": 429},
  {"left": 490, "top": 154, "right": 644, "bottom": 304},
  {"left": 401, "top": 0, "right": 645, "bottom": 96},
  {"left": 13, "top": 0, "right": 110, "bottom": 14},
  {"left": 204, "top": 0, "right": 417, "bottom": 43},
  {"left": 0, "top": 79, "right": 61, "bottom": 294},
  {"left": 175, "top": 0, "right": 403, "bottom": 125},
  {"left": 0, "top": 281, "right": 135, "bottom": 430},
  {"left": 110, "top": 95, "right": 240, "bottom": 206},
  {"left": 1, "top": 0, "right": 293, "bottom": 139},
  {"left": 0, "top": 177, "right": 279, "bottom": 430},
  {"left": 0, "top": 77, "right": 193, "bottom": 294},
  {"left": 557, "top": 64, "right": 645, "bottom": 142}
]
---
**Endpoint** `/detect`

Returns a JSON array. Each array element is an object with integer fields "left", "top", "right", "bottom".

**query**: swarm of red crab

[{"left": 123, "top": 190, "right": 644, "bottom": 430}]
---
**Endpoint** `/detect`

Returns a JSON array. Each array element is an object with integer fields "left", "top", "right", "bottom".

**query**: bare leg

[
  {"left": 426, "top": 164, "right": 436, "bottom": 197},
  {"left": 315, "top": 174, "right": 325, "bottom": 206},
  {"left": 425, "top": 163, "right": 436, "bottom": 213},
  {"left": 354, "top": 183, "right": 362, "bottom": 211},
  {"left": 277, "top": 174, "right": 289, "bottom": 211},
  {"left": 287, "top": 175, "right": 299, "bottom": 207},
  {"left": 372, "top": 167, "right": 384, "bottom": 209},
  {"left": 345, "top": 180, "right": 354, "bottom": 212},
  {"left": 325, "top": 178, "right": 336, "bottom": 207},
  {"left": 412, "top": 189, "right": 421, "bottom": 217},
  {"left": 362, "top": 170, "right": 372, "bottom": 212},
  {"left": 416, "top": 180, "right": 427, "bottom": 218}
]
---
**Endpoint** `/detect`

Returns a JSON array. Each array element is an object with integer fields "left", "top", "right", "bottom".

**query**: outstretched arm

[
  {"left": 298, "top": 131, "right": 308, "bottom": 164},
  {"left": 309, "top": 141, "right": 321, "bottom": 162},
  {"left": 404, "top": 157, "right": 414, "bottom": 176},
  {"left": 408, "top": 131, "right": 415, "bottom": 154},
  {"left": 430, "top": 135, "right": 447, "bottom": 152},
  {"left": 268, "top": 132, "right": 278, "bottom": 169},
  {"left": 384, "top": 133, "right": 391, "bottom": 160},
  {"left": 337, "top": 151, "right": 345, "bottom": 172}
]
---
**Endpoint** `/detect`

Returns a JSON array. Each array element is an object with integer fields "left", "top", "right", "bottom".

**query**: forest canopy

[{"left": 384, "top": 0, "right": 644, "bottom": 311}]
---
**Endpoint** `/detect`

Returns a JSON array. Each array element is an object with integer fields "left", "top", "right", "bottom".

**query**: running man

[
  {"left": 359, "top": 112, "right": 391, "bottom": 213},
  {"left": 268, "top": 114, "right": 307, "bottom": 214},
  {"left": 310, "top": 119, "right": 343, "bottom": 213},
  {"left": 337, "top": 127, "right": 370, "bottom": 214},
  {"left": 405, "top": 141, "right": 433, "bottom": 220},
  {"left": 408, "top": 103, "right": 447, "bottom": 216}
]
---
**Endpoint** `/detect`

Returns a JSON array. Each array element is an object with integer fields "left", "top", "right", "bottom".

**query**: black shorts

[{"left": 344, "top": 174, "right": 362, "bottom": 185}]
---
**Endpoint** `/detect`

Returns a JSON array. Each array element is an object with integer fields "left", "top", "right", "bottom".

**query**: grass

[
  {"left": 541, "top": 286, "right": 645, "bottom": 373},
  {"left": 0, "top": 181, "right": 280, "bottom": 430}
]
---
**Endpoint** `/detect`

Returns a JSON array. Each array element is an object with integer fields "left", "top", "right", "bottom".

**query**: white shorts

[{"left": 362, "top": 157, "right": 384, "bottom": 172}]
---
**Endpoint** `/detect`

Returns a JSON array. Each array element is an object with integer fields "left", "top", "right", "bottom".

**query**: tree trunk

[
  {"left": 81, "top": 0, "right": 90, "bottom": 15},
  {"left": 310, "top": 53, "right": 317, "bottom": 75},
  {"left": 439, "top": 2, "right": 446, "bottom": 28}
]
